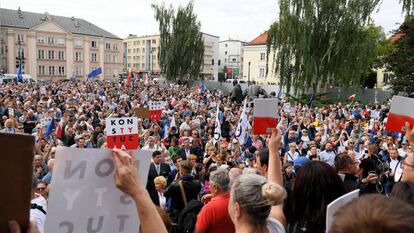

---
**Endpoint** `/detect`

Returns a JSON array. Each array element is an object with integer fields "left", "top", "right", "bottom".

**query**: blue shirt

[{"left": 42, "top": 172, "right": 52, "bottom": 184}]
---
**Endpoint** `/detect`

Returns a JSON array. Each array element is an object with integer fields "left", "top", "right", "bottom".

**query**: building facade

[
  {"left": 124, "top": 34, "right": 160, "bottom": 75},
  {"left": 124, "top": 33, "right": 219, "bottom": 80},
  {"left": 219, "top": 39, "right": 247, "bottom": 79},
  {"left": 242, "top": 32, "right": 278, "bottom": 84},
  {"left": 0, "top": 7, "right": 123, "bottom": 80}
]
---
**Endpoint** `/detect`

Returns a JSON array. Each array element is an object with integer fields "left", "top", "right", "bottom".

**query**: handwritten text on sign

[
  {"left": 45, "top": 147, "right": 151, "bottom": 233},
  {"left": 106, "top": 117, "right": 139, "bottom": 150}
]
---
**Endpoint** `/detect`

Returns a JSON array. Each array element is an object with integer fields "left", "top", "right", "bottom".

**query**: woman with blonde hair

[{"left": 228, "top": 128, "right": 287, "bottom": 233}]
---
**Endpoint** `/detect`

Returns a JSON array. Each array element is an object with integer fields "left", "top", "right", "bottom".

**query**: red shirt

[{"left": 195, "top": 192, "right": 235, "bottom": 233}]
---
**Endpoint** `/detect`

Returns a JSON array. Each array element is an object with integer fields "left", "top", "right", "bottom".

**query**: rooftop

[
  {"left": 0, "top": 7, "right": 121, "bottom": 40},
  {"left": 247, "top": 31, "right": 268, "bottom": 45}
]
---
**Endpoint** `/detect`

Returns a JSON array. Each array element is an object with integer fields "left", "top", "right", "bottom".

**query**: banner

[
  {"left": 235, "top": 100, "right": 248, "bottom": 145},
  {"left": 386, "top": 96, "right": 414, "bottom": 133},
  {"left": 253, "top": 99, "right": 278, "bottom": 135},
  {"left": 45, "top": 147, "right": 151, "bottom": 233},
  {"left": 149, "top": 101, "right": 164, "bottom": 121},
  {"left": 106, "top": 117, "right": 139, "bottom": 150}
]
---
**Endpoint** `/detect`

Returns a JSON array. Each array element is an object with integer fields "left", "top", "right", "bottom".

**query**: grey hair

[
  {"left": 210, "top": 168, "right": 230, "bottom": 192},
  {"left": 231, "top": 174, "right": 286, "bottom": 224}
]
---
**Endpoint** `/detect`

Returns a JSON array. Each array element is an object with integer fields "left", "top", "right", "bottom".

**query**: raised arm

[
  {"left": 268, "top": 128, "right": 286, "bottom": 226},
  {"left": 112, "top": 149, "right": 167, "bottom": 233}
]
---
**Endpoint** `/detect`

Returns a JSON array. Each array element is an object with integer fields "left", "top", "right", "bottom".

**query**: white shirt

[
  {"left": 158, "top": 192, "right": 166, "bottom": 209},
  {"left": 30, "top": 196, "right": 47, "bottom": 233},
  {"left": 286, "top": 151, "right": 299, "bottom": 162},
  {"left": 320, "top": 150, "right": 336, "bottom": 166},
  {"left": 398, "top": 148, "right": 409, "bottom": 158},
  {"left": 389, "top": 158, "right": 399, "bottom": 173}
]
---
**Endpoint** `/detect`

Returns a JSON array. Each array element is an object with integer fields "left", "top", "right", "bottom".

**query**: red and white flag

[
  {"left": 386, "top": 96, "right": 414, "bottom": 133},
  {"left": 106, "top": 117, "right": 139, "bottom": 150},
  {"left": 56, "top": 121, "right": 63, "bottom": 138},
  {"left": 144, "top": 73, "right": 149, "bottom": 85},
  {"left": 85, "top": 121, "right": 94, "bottom": 132},
  {"left": 171, "top": 97, "right": 178, "bottom": 106},
  {"left": 149, "top": 101, "right": 164, "bottom": 121},
  {"left": 253, "top": 99, "right": 279, "bottom": 135},
  {"left": 348, "top": 94, "right": 356, "bottom": 100},
  {"left": 126, "top": 68, "right": 132, "bottom": 87}
]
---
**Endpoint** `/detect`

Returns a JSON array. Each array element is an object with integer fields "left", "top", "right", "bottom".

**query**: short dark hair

[
  {"left": 172, "top": 155, "right": 182, "bottom": 163},
  {"left": 256, "top": 149, "right": 269, "bottom": 167},
  {"left": 334, "top": 153, "right": 354, "bottom": 171},
  {"left": 152, "top": 150, "right": 162, "bottom": 158},
  {"left": 391, "top": 182, "right": 414, "bottom": 206}
]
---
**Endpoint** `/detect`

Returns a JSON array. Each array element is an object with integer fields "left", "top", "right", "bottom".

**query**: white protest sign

[
  {"left": 106, "top": 117, "right": 139, "bottom": 150},
  {"left": 45, "top": 147, "right": 151, "bottom": 233},
  {"left": 326, "top": 189, "right": 359, "bottom": 231},
  {"left": 253, "top": 99, "right": 279, "bottom": 135},
  {"left": 370, "top": 110, "right": 380, "bottom": 119},
  {"left": 40, "top": 86, "right": 47, "bottom": 95},
  {"left": 283, "top": 103, "right": 291, "bottom": 113}
]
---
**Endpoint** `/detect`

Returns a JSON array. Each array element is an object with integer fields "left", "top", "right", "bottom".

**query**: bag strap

[{"left": 179, "top": 180, "right": 188, "bottom": 205}]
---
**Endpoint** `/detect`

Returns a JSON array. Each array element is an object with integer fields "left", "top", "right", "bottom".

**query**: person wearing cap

[
  {"left": 70, "top": 135, "right": 85, "bottom": 148},
  {"left": 398, "top": 141, "right": 410, "bottom": 158}
]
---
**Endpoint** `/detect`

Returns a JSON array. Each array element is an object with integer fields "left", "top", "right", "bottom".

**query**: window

[
  {"left": 212, "top": 59, "right": 215, "bottom": 65},
  {"left": 91, "top": 41, "right": 97, "bottom": 48},
  {"left": 75, "top": 67, "right": 82, "bottom": 76},
  {"left": 37, "top": 37, "right": 44, "bottom": 44},
  {"left": 225, "top": 51, "right": 227, "bottom": 55},
  {"left": 218, "top": 60, "right": 221, "bottom": 66},
  {"left": 0, "top": 46, "right": 4, "bottom": 58},
  {"left": 48, "top": 37, "right": 54, "bottom": 44},
  {"left": 127, "top": 63, "right": 131, "bottom": 68},
  {"left": 114, "top": 55, "right": 118, "bottom": 63},
  {"left": 259, "top": 68, "right": 265, "bottom": 77},
  {"left": 137, "top": 48, "right": 140, "bottom": 53},
  {"left": 58, "top": 51, "right": 65, "bottom": 60},
  {"left": 75, "top": 52, "right": 82, "bottom": 61},
  {"left": 106, "top": 43, "right": 111, "bottom": 49},
  {"left": 114, "top": 44, "right": 118, "bottom": 50},
  {"left": 106, "top": 68, "right": 110, "bottom": 76},
  {"left": 38, "top": 66, "right": 45, "bottom": 75},
  {"left": 57, "top": 38, "right": 65, "bottom": 45},
  {"left": 225, "top": 44, "right": 228, "bottom": 47},
  {"left": 260, "top": 53, "right": 265, "bottom": 61},
  {"left": 152, "top": 39, "right": 156, "bottom": 44},
  {"left": 137, "top": 56, "right": 140, "bottom": 61},
  {"left": 17, "top": 34, "right": 24, "bottom": 43},
  {"left": 232, "top": 58, "right": 237, "bottom": 62},
  {"left": 91, "top": 53, "right": 97, "bottom": 62},
  {"left": 58, "top": 66, "right": 65, "bottom": 75},
  {"left": 142, "top": 48, "right": 145, "bottom": 53},
  {"left": 106, "top": 54, "right": 111, "bottom": 63},
  {"left": 48, "top": 50, "right": 55, "bottom": 60},
  {"left": 137, "top": 41, "right": 140, "bottom": 46},
  {"left": 142, "top": 63, "right": 145, "bottom": 69},
  {"left": 38, "top": 50, "right": 45, "bottom": 60},
  {"left": 128, "top": 49, "right": 131, "bottom": 53},
  {"left": 75, "top": 40, "right": 82, "bottom": 46},
  {"left": 17, "top": 48, "right": 25, "bottom": 58},
  {"left": 48, "top": 66, "right": 55, "bottom": 75}
]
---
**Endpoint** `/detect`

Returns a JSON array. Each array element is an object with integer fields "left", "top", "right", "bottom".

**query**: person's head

[
  {"left": 172, "top": 155, "right": 182, "bottom": 167},
  {"left": 402, "top": 152, "right": 414, "bottom": 182},
  {"left": 47, "top": 159, "right": 55, "bottom": 174},
  {"left": 5, "top": 119, "right": 14, "bottom": 128},
  {"left": 330, "top": 195, "right": 414, "bottom": 233},
  {"left": 283, "top": 162, "right": 294, "bottom": 175},
  {"left": 188, "top": 154, "right": 197, "bottom": 165},
  {"left": 228, "top": 167, "right": 242, "bottom": 186},
  {"left": 154, "top": 176, "right": 167, "bottom": 192},
  {"left": 206, "top": 145, "right": 216, "bottom": 156},
  {"left": 367, "top": 144, "right": 377, "bottom": 155},
  {"left": 255, "top": 149, "right": 269, "bottom": 177},
  {"left": 290, "top": 161, "right": 346, "bottom": 225},
  {"left": 288, "top": 130, "right": 296, "bottom": 139},
  {"left": 152, "top": 151, "right": 163, "bottom": 165},
  {"left": 33, "top": 154, "right": 43, "bottom": 167},
  {"left": 389, "top": 147, "right": 399, "bottom": 160},
  {"left": 309, "top": 145, "right": 318, "bottom": 155},
  {"left": 210, "top": 168, "right": 230, "bottom": 197},
  {"left": 183, "top": 137, "right": 191, "bottom": 149},
  {"left": 179, "top": 160, "right": 193, "bottom": 176},
  {"left": 334, "top": 152, "right": 358, "bottom": 175},
  {"left": 289, "top": 142, "right": 297, "bottom": 152},
  {"left": 229, "top": 174, "right": 286, "bottom": 229},
  {"left": 391, "top": 182, "right": 414, "bottom": 206},
  {"left": 147, "top": 136, "right": 154, "bottom": 146},
  {"left": 325, "top": 142, "right": 333, "bottom": 151},
  {"left": 36, "top": 181, "right": 48, "bottom": 198}
]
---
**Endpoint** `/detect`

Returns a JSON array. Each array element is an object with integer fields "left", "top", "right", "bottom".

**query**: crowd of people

[{"left": 1, "top": 78, "right": 414, "bottom": 233}]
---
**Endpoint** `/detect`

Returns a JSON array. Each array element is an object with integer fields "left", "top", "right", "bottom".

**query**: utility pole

[{"left": 248, "top": 61, "right": 251, "bottom": 86}]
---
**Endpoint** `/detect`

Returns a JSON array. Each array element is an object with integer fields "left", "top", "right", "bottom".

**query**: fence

[{"left": 193, "top": 81, "right": 393, "bottom": 103}]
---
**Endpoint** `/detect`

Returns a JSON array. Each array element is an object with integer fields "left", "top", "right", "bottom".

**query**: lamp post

[{"left": 248, "top": 61, "right": 251, "bottom": 86}]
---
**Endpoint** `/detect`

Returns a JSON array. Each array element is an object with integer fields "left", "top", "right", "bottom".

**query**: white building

[
  {"left": 242, "top": 31, "right": 278, "bottom": 84},
  {"left": 202, "top": 33, "right": 219, "bottom": 81},
  {"left": 219, "top": 39, "right": 247, "bottom": 79}
]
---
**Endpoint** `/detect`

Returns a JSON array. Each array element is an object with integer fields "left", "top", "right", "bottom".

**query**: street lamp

[{"left": 248, "top": 61, "right": 251, "bottom": 86}]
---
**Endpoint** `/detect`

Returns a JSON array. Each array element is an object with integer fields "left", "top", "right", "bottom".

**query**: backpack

[
  {"left": 176, "top": 180, "right": 203, "bottom": 233},
  {"left": 177, "top": 199, "right": 203, "bottom": 233}
]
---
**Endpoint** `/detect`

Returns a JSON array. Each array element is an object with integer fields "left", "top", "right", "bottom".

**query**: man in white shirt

[
  {"left": 398, "top": 142, "right": 410, "bottom": 158},
  {"left": 319, "top": 142, "right": 336, "bottom": 166}
]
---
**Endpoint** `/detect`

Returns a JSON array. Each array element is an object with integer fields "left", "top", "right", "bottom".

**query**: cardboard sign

[
  {"left": 253, "top": 99, "right": 278, "bottom": 135},
  {"left": 40, "top": 86, "right": 47, "bottom": 95},
  {"left": 386, "top": 96, "right": 414, "bottom": 133},
  {"left": 106, "top": 117, "right": 139, "bottom": 150},
  {"left": 149, "top": 101, "right": 163, "bottom": 121},
  {"left": 370, "top": 110, "right": 380, "bottom": 119},
  {"left": 45, "top": 147, "right": 152, "bottom": 233},
  {"left": 0, "top": 133, "right": 35, "bottom": 233},
  {"left": 326, "top": 189, "right": 359, "bottom": 231},
  {"left": 133, "top": 107, "right": 150, "bottom": 119}
]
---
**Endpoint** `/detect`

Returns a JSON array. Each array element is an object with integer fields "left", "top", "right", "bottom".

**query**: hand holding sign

[{"left": 253, "top": 99, "right": 279, "bottom": 135}]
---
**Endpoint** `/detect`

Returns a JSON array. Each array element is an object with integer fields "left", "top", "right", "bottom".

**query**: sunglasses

[{"left": 37, "top": 187, "right": 46, "bottom": 191}]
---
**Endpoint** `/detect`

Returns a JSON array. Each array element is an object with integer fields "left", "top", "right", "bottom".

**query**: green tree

[
  {"left": 267, "top": 0, "right": 381, "bottom": 94},
  {"left": 384, "top": 18, "right": 414, "bottom": 96},
  {"left": 401, "top": 0, "right": 414, "bottom": 15},
  {"left": 152, "top": 1, "right": 204, "bottom": 81}
]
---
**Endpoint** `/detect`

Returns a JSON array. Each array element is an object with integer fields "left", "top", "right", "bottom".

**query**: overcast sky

[{"left": 1, "top": 0, "right": 405, "bottom": 41}]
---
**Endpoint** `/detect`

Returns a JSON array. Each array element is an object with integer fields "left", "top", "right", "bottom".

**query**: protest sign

[
  {"left": 134, "top": 107, "right": 150, "bottom": 119},
  {"left": 326, "top": 189, "right": 359, "bottom": 231},
  {"left": 253, "top": 99, "right": 278, "bottom": 135},
  {"left": 386, "top": 96, "right": 414, "bottom": 133},
  {"left": 0, "top": 133, "right": 34, "bottom": 233},
  {"left": 149, "top": 101, "right": 163, "bottom": 121},
  {"left": 40, "top": 86, "right": 47, "bottom": 95},
  {"left": 370, "top": 110, "right": 380, "bottom": 119},
  {"left": 45, "top": 147, "right": 151, "bottom": 233},
  {"left": 106, "top": 117, "right": 139, "bottom": 150}
]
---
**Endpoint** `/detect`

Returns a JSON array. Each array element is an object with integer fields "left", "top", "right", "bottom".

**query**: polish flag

[
  {"left": 149, "top": 101, "right": 163, "bottom": 121},
  {"left": 171, "top": 98, "right": 178, "bottom": 106},
  {"left": 386, "top": 96, "right": 414, "bottom": 133},
  {"left": 253, "top": 99, "right": 279, "bottom": 135},
  {"left": 144, "top": 73, "right": 149, "bottom": 85},
  {"left": 126, "top": 68, "right": 132, "bottom": 87},
  {"left": 85, "top": 121, "right": 94, "bottom": 132},
  {"left": 348, "top": 94, "right": 356, "bottom": 100},
  {"left": 56, "top": 121, "right": 63, "bottom": 138}
]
